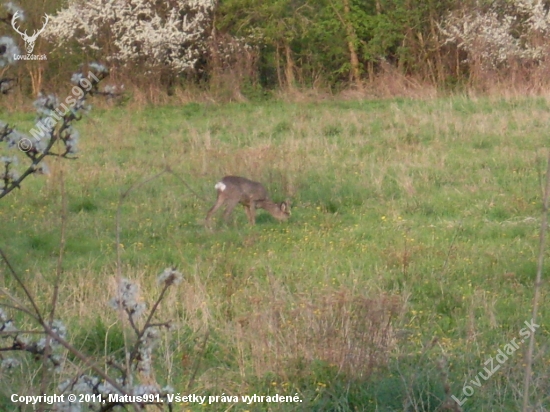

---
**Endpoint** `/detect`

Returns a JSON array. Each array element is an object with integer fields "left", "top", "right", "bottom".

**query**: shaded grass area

[{"left": 1, "top": 96, "right": 549, "bottom": 410}]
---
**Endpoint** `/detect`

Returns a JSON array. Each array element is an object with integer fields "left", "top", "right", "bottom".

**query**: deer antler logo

[{"left": 11, "top": 11, "right": 49, "bottom": 54}]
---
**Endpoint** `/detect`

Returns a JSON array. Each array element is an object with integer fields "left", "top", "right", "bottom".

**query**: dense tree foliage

[{"left": 1, "top": 0, "right": 550, "bottom": 95}]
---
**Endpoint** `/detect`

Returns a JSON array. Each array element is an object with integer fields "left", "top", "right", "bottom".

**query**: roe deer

[{"left": 205, "top": 176, "right": 290, "bottom": 225}]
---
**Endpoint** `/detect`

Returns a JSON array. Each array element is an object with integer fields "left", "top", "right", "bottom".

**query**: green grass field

[{"left": 1, "top": 96, "right": 549, "bottom": 411}]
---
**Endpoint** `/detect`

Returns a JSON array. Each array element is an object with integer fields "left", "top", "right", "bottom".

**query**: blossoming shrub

[
  {"left": 44, "top": 0, "right": 216, "bottom": 74},
  {"left": 440, "top": 0, "right": 550, "bottom": 82}
]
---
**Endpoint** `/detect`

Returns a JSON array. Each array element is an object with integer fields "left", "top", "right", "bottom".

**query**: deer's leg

[
  {"left": 243, "top": 204, "right": 257, "bottom": 225},
  {"left": 243, "top": 205, "right": 252, "bottom": 224},
  {"left": 222, "top": 198, "right": 240, "bottom": 223},
  {"left": 248, "top": 203, "right": 257, "bottom": 225},
  {"left": 205, "top": 195, "right": 225, "bottom": 224}
]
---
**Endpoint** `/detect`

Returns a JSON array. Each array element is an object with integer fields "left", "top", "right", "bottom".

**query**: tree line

[{"left": 2, "top": 0, "right": 550, "bottom": 98}]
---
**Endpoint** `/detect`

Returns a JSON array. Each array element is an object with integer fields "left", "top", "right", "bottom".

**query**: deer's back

[{"left": 220, "top": 176, "right": 268, "bottom": 202}]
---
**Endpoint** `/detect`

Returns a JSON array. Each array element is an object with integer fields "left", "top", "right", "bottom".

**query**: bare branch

[{"left": 522, "top": 150, "right": 550, "bottom": 411}]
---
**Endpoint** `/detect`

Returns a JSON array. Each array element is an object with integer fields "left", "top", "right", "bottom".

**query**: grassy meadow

[{"left": 1, "top": 96, "right": 550, "bottom": 411}]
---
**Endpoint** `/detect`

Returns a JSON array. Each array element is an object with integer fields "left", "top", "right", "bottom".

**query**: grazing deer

[{"left": 205, "top": 176, "right": 290, "bottom": 226}]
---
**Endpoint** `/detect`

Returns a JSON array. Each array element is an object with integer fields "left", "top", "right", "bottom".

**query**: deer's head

[{"left": 12, "top": 11, "right": 49, "bottom": 54}]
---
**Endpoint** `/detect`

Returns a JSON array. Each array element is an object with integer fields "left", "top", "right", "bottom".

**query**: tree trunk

[
  {"left": 29, "top": 65, "right": 43, "bottom": 96},
  {"left": 284, "top": 42, "right": 295, "bottom": 90},
  {"left": 429, "top": 15, "right": 445, "bottom": 85},
  {"left": 342, "top": 0, "right": 361, "bottom": 88}
]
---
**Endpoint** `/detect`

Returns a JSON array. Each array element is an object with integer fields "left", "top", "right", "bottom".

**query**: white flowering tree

[
  {"left": 439, "top": 0, "right": 550, "bottom": 74},
  {"left": 44, "top": 0, "right": 216, "bottom": 74}
]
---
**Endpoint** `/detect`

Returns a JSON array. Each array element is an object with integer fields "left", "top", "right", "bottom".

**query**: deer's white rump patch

[{"left": 215, "top": 182, "right": 226, "bottom": 191}]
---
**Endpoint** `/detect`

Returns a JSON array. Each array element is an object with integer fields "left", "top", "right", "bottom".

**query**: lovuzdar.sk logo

[{"left": 11, "top": 10, "right": 48, "bottom": 60}]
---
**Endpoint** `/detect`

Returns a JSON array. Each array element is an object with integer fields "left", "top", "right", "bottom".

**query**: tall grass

[{"left": 1, "top": 96, "right": 549, "bottom": 410}]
